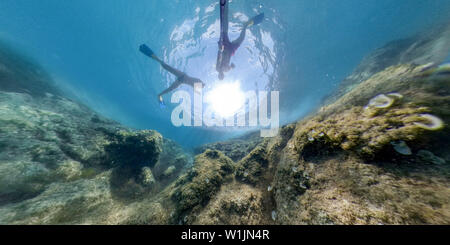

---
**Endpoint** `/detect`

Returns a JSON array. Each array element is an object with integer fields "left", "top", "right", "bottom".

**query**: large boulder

[
  {"left": 324, "top": 22, "right": 450, "bottom": 104},
  {"left": 170, "top": 149, "right": 235, "bottom": 224},
  {"left": 194, "top": 132, "right": 263, "bottom": 162},
  {"left": 270, "top": 64, "right": 450, "bottom": 224},
  {"left": 0, "top": 43, "right": 169, "bottom": 224}
]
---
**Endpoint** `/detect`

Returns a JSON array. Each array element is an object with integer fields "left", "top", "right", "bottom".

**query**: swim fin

[
  {"left": 158, "top": 95, "right": 166, "bottom": 108},
  {"left": 139, "top": 44, "right": 156, "bottom": 59},
  {"left": 248, "top": 13, "right": 264, "bottom": 27}
]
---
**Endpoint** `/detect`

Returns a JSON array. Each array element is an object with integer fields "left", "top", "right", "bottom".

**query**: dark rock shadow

[{"left": 109, "top": 165, "right": 155, "bottom": 204}]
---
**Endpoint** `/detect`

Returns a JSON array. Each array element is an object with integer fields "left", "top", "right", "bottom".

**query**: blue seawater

[{"left": 0, "top": 0, "right": 448, "bottom": 148}]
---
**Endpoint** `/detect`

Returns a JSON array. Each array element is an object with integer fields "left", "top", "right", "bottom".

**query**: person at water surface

[
  {"left": 216, "top": 0, "right": 265, "bottom": 80},
  {"left": 139, "top": 44, "right": 205, "bottom": 106}
]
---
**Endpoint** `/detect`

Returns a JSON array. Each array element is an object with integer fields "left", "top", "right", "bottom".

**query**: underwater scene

[{"left": 0, "top": 0, "right": 449, "bottom": 225}]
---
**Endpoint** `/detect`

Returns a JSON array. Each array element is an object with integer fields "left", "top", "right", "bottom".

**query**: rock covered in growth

[
  {"left": 139, "top": 167, "right": 156, "bottom": 186},
  {"left": 324, "top": 22, "right": 450, "bottom": 104},
  {"left": 171, "top": 150, "right": 235, "bottom": 223},
  {"left": 417, "top": 150, "right": 446, "bottom": 165},
  {"left": 163, "top": 166, "right": 177, "bottom": 177},
  {"left": 104, "top": 130, "right": 162, "bottom": 169},
  {"left": 276, "top": 153, "right": 450, "bottom": 225},
  {"left": 186, "top": 63, "right": 450, "bottom": 225},
  {"left": 0, "top": 88, "right": 167, "bottom": 223},
  {"left": 0, "top": 87, "right": 164, "bottom": 205},
  {"left": 295, "top": 64, "right": 449, "bottom": 160},
  {"left": 193, "top": 182, "right": 269, "bottom": 225},
  {"left": 0, "top": 169, "right": 174, "bottom": 225},
  {"left": 270, "top": 63, "right": 450, "bottom": 224},
  {"left": 152, "top": 138, "right": 192, "bottom": 186},
  {"left": 195, "top": 132, "right": 263, "bottom": 162},
  {"left": 0, "top": 171, "right": 118, "bottom": 224},
  {"left": 235, "top": 144, "right": 269, "bottom": 185},
  {"left": 0, "top": 43, "right": 171, "bottom": 223},
  {"left": 0, "top": 90, "right": 112, "bottom": 205}
]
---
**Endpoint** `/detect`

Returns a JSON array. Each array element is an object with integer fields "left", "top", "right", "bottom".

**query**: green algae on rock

[
  {"left": 192, "top": 182, "right": 269, "bottom": 225},
  {"left": 235, "top": 144, "right": 269, "bottom": 185},
  {"left": 103, "top": 129, "right": 163, "bottom": 169},
  {"left": 300, "top": 64, "right": 448, "bottom": 160},
  {"left": 267, "top": 64, "right": 450, "bottom": 224},
  {"left": 194, "top": 132, "right": 263, "bottom": 162},
  {"left": 0, "top": 43, "right": 179, "bottom": 223},
  {"left": 324, "top": 22, "right": 450, "bottom": 104},
  {"left": 0, "top": 87, "right": 164, "bottom": 203},
  {"left": 199, "top": 63, "right": 450, "bottom": 225},
  {"left": 152, "top": 138, "right": 192, "bottom": 187},
  {"left": 170, "top": 149, "right": 235, "bottom": 223}
]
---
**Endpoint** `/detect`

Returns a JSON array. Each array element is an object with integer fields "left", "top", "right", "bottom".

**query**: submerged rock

[
  {"left": 309, "top": 64, "right": 448, "bottom": 160},
  {"left": 0, "top": 44, "right": 173, "bottom": 223},
  {"left": 139, "top": 167, "right": 156, "bottom": 186},
  {"left": 195, "top": 132, "right": 263, "bottom": 162},
  {"left": 192, "top": 182, "right": 268, "bottom": 225},
  {"left": 0, "top": 89, "right": 163, "bottom": 204},
  {"left": 171, "top": 149, "right": 235, "bottom": 223},
  {"left": 0, "top": 170, "right": 172, "bottom": 224},
  {"left": 270, "top": 63, "right": 450, "bottom": 224},
  {"left": 152, "top": 138, "right": 192, "bottom": 186},
  {"left": 55, "top": 160, "right": 83, "bottom": 181},
  {"left": 324, "top": 22, "right": 450, "bottom": 104},
  {"left": 235, "top": 145, "right": 269, "bottom": 185},
  {"left": 104, "top": 130, "right": 162, "bottom": 169},
  {"left": 163, "top": 166, "right": 177, "bottom": 177}
]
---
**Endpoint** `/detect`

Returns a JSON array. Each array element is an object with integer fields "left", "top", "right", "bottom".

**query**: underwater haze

[{"left": 1, "top": 0, "right": 449, "bottom": 148}]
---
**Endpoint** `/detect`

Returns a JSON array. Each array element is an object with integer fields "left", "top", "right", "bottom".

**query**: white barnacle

[
  {"left": 366, "top": 94, "right": 394, "bottom": 109},
  {"left": 386, "top": 92, "right": 403, "bottom": 100},
  {"left": 419, "top": 62, "right": 435, "bottom": 72},
  {"left": 413, "top": 114, "right": 444, "bottom": 131},
  {"left": 271, "top": 210, "right": 277, "bottom": 221}
]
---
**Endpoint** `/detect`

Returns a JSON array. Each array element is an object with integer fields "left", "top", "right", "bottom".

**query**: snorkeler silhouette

[
  {"left": 216, "top": 0, "right": 264, "bottom": 80},
  {"left": 139, "top": 44, "right": 205, "bottom": 106}
]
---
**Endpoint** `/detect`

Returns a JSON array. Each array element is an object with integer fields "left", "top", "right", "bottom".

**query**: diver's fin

[
  {"left": 248, "top": 13, "right": 264, "bottom": 27},
  {"left": 139, "top": 44, "right": 157, "bottom": 59},
  {"left": 158, "top": 95, "right": 166, "bottom": 108}
]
